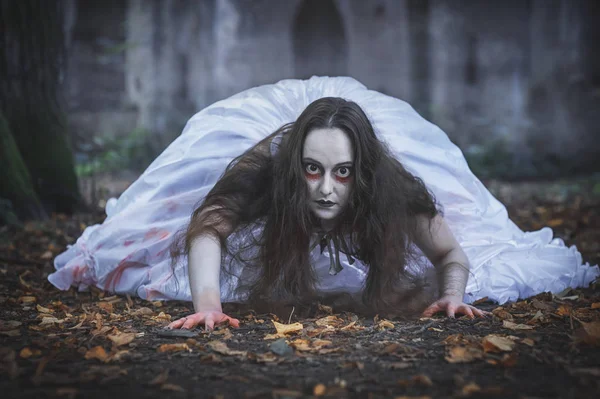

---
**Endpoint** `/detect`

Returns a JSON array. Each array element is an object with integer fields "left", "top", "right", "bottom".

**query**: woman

[{"left": 49, "top": 77, "right": 599, "bottom": 331}]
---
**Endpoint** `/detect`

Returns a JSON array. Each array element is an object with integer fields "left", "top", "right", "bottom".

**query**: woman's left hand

[{"left": 422, "top": 295, "right": 489, "bottom": 319}]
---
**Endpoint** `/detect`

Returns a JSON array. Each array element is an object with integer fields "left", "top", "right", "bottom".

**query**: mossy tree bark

[{"left": 0, "top": 0, "right": 80, "bottom": 220}]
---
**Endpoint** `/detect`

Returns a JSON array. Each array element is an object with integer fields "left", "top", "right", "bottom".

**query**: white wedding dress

[{"left": 49, "top": 76, "right": 599, "bottom": 305}]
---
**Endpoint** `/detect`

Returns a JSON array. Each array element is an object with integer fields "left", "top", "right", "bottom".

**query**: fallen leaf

[
  {"left": 55, "top": 387, "right": 78, "bottom": 399},
  {"left": 98, "top": 302, "right": 113, "bottom": 313},
  {"left": 502, "top": 320, "right": 534, "bottom": 330},
  {"left": 207, "top": 341, "right": 247, "bottom": 357},
  {"left": 249, "top": 352, "right": 279, "bottom": 363},
  {"left": 36, "top": 305, "right": 54, "bottom": 314},
  {"left": 547, "top": 218, "right": 564, "bottom": 227},
  {"left": 272, "top": 389, "right": 303, "bottom": 398},
  {"left": 18, "top": 296, "right": 36, "bottom": 304},
  {"left": 130, "top": 307, "right": 154, "bottom": 316},
  {"left": 317, "top": 303, "right": 333, "bottom": 314},
  {"left": 85, "top": 346, "right": 109, "bottom": 362},
  {"left": 273, "top": 320, "right": 303, "bottom": 335},
  {"left": 388, "top": 362, "right": 412, "bottom": 370},
  {"left": 212, "top": 328, "right": 233, "bottom": 340},
  {"left": 500, "top": 352, "right": 518, "bottom": 367},
  {"left": 313, "top": 383, "right": 327, "bottom": 396},
  {"left": 340, "top": 321, "right": 364, "bottom": 331},
  {"left": 157, "top": 343, "right": 192, "bottom": 353},
  {"left": 444, "top": 346, "right": 483, "bottom": 363},
  {"left": 461, "top": 382, "right": 481, "bottom": 395},
  {"left": 151, "top": 312, "right": 172, "bottom": 323},
  {"left": 0, "top": 329, "right": 21, "bottom": 337},
  {"left": 148, "top": 369, "right": 169, "bottom": 385},
  {"left": 377, "top": 319, "right": 395, "bottom": 330},
  {"left": 312, "top": 339, "right": 332, "bottom": 349},
  {"left": 492, "top": 308, "right": 514, "bottom": 321},
  {"left": 39, "top": 317, "right": 65, "bottom": 326},
  {"left": 531, "top": 299, "right": 554, "bottom": 311},
  {"left": 591, "top": 303, "right": 600, "bottom": 310},
  {"left": 315, "top": 315, "right": 344, "bottom": 327},
  {"left": 40, "top": 251, "right": 53, "bottom": 260},
  {"left": 574, "top": 321, "right": 600, "bottom": 345},
  {"left": 108, "top": 332, "right": 136, "bottom": 347},
  {"left": 161, "top": 383, "right": 185, "bottom": 392},
  {"left": 19, "top": 347, "right": 41, "bottom": 359},
  {"left": 0, "top": 320, "right": 22, "bottom": 331},
  {"left": 521, "top": 338, "right": 535, "bottom": 346},
  {"left": 556, "top": 304, "right": 572, "bottom": 316},
  {"left": 482, "top": 335, "right": 515, "bottom": 353},
  {"left": 411, "top": 374, "right": 433, "bottom": 387},
  {"left": 289, "top": 339, "right": 312, "bottom": 352}
]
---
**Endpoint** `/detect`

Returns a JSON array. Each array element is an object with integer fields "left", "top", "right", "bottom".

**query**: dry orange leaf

[
  {"left": 377, "top": 319, "right": 395, "bottom": 330},
  {"left": 444, "top": 346, "right": 483, "bottom": 363},
  {"left": 482, "top": 335, "right": 515, "bottom": 353},
  {"left": 148, "top": 370, "right": 169, "bottom": 386},
  {"left": 547, "top": 218, "right": 564, "bottom": 227},
  {"left": 207, "top": 340, "right": 247, "bottom": 357},
  {"left": 521, "top": 338, "right": 535, "bottom": 347},
  {"left": 161, "top": 383, "right": 185, "bottom": 392},
  {"left": 315, "top": 315, "right": 344, "bottom": 327},
  {"left": 19, "top": 347, "right": 41, "bottom": 359},
  {"left": 313, "top": 383, "right": 327, "bottom": 396},
  {"left": 492, "top": 308, "right": 514, "bottom": 321},
  {"left": 502, "top": 320, "right": 534, "bottom": 330},
  {"left": 461, "top": 382, "right": 481, "bottom": 395},
  {"left": 36, "top": 305, "right": 54, "bottom": 314},
  {"left": 556, "top": 305, "right": 572, "bottom": 316},
  {"left": 273, "top": 320, "right": 303, "bottom": 335},
  {"left": 157, "top": 343, "right": 191, "bottom": 353},
  {"left": 84, "top": 346, "right": 109, "bottom": 362},
  {"left": 591, "top": 303, "right": 600, "bottom": 310},
  {"left": 574, "top": 321, "right": 600, "bottom": 346},
  {"left": 108, "top": 332, "right": 136, "bottom": 347}
]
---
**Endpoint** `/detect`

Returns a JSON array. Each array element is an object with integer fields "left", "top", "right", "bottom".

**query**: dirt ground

[{"left": 1, "top": 178, "right": 599, "bottom": 399}]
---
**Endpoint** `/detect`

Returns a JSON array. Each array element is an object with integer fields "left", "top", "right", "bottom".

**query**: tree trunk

[
  {"left": 0, "top": 0, "right": 80, "bottom": 219},
  {"left": 0, "top": 112, "right": 46, "bottom": 222}
]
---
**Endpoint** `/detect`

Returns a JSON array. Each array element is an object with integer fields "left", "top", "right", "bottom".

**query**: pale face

[{"left": 302, "top": 127, "right": 354, "bottom": 230}]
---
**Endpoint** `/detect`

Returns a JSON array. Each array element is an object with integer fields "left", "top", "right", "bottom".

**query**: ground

[{"left": 1, "top": 178, "right": 599, "bottom": 399}]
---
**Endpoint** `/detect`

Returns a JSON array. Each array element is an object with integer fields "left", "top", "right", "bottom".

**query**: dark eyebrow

[{"left": 302, "top": 158, "right": 353, "bottom": 168}]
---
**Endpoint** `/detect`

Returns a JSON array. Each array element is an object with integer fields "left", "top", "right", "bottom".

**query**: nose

[{"left": 319, "top": 174, "right": 333, "bottom": 196}]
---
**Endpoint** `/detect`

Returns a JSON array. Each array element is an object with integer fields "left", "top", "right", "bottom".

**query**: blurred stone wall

[{"left": 64, "top": 0, "right": 600, "bottom": 177}]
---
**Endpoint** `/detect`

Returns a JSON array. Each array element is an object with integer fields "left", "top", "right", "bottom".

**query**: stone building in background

[{"left": 64, "top": 0, "right": 600, "bottom": 178}]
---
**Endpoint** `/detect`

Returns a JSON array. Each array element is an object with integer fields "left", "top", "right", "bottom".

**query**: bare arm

[
  {"left": 414, "top": 214, "right": 488, "bottom": 318},
  {"left": 168, "top": 130, "right": 281, "bottom": 330}
]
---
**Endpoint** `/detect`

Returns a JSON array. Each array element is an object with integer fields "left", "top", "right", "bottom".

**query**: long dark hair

[{"left": 171, "top": 97, "right": 439, "bottom": 316}]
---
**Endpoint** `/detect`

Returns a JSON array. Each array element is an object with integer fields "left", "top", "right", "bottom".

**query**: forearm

[
  {"left": 188, "top": 235, "right": 223, "bottom": 312},
  {"left": 434, "top": 248, "right": 470, "bottom": 298}
]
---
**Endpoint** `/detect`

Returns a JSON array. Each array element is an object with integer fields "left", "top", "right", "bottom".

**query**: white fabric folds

[{"left": 49, "top": 76, "right": 599, "bottom": 305}]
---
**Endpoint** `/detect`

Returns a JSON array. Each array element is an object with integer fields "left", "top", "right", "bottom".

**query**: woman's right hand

[{"left": 167, "top": 310, "right": 240, "bottom": 331}]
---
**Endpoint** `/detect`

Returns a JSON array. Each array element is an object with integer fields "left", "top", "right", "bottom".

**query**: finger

[
  {"left": 205, "top": 316, "right": 215, "bottom": 331},
  {"left": 472, "top": 307, "right": 486, "bottom": 318},
  {"left": 462, "top": 306, "right": 475, "bottom": 319},
  {"left": 446, "top": 306, "right": 456, "bottom": 319},
  {"left": 422, "top": 303, "right": 441, "bottom": 317},
  {"left": 168, "top": 318, "right": 186, "bottom": 329},
  {"left": 226, "top": 317, "right": 240, "bottom": 328},
  {"left": 182, "top": 317, "right": 197, "bottom": 329}
]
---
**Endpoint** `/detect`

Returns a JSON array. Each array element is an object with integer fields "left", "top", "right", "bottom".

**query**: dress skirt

[{"left": 48, "top": 76, "right": 599, "bottom": 305}]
